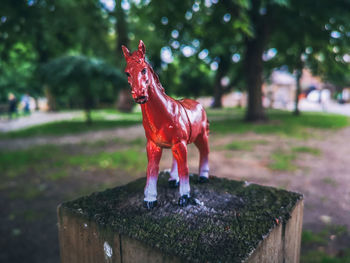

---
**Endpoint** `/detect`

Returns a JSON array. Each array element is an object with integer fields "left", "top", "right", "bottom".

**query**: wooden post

[{"left": 58, "top": 173, "right": 303, "bottom": 263}]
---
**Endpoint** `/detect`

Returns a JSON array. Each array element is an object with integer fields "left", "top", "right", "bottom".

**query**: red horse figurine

[{"left": 122, "top": 40, "right": 210, "bottom": 208}]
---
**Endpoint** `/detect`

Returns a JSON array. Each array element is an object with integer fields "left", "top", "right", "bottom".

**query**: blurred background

[{"left": 1, "top": 0, "right": 350, "bottom": 262}]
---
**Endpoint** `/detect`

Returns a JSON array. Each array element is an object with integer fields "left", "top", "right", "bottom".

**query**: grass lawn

[
  {"left": 208, "top": 109, "right": 349, "bottom": 138},
  {"left": 301, "top": 226, "right": 350, "bottom": 263},
  {"left": 0, "top": 139, "right": 147, "bottom": 180},
  {"left": 1, "top": 108, "right": 349, "bottom": 139},
  {"left": 224, "top": 139, "right": 268, "bottom": 151}
]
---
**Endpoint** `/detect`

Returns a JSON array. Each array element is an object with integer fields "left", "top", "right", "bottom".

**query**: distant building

[{"left": 264, "top": 69, "right": 325, "bottom": 109}]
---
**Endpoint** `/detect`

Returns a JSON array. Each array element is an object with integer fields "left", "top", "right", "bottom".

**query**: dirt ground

[
  {"left": 1, "top": 124, "right": 350, "bottom": 262},
  {"left": 164, "top": 128, "right": 350, "bottom": 231}
]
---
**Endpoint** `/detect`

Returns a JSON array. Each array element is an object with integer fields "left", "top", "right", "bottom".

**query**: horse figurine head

[
  {"left": 122, "top": 40, "right": 210, "bottom": 209},
  {"left": 122, "top": 40, "right": 152, "bottom": 104}
]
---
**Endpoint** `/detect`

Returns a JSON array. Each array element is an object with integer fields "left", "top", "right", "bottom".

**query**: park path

[
  {"left": 202, "top": 126, "right": 350, "bottom": 231},
  {"left": 0, "top": 111, "right": 79, "bottom": 132},
  {"left": 0, "top": 124, "right": 145, "bottom": 150},
  {"left": 294, "top": 126, "right": 350, "bottom": 230}
]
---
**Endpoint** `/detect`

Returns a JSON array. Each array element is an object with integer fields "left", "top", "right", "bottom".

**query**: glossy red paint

[{"left": 122, "top": 40, "right": 209, "bottom": 207}]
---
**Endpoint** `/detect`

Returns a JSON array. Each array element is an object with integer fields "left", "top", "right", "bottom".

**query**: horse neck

[{"left": 141, "top": 76, "right": 170, "bottom": 123}]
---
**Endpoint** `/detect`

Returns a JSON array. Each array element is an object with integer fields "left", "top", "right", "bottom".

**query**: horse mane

[{"left": 146, "top": 61, "right": 165, "bottom": 93}]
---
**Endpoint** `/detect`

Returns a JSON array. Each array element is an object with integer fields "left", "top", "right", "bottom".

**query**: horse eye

[
  {"left": 125, "top": 72, "right": 130, "bottom": 77},
  {"left": 141, "top": 68, "right": 147, "bottom": 75}
]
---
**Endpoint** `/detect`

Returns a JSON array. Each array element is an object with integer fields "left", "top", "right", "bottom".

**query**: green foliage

[
  {"left": 269, "top": 0, "right": 350, "bottom": 91},
  {"left": 41, "top": 55, "right": 127, "bottom": 121},
  {"left": 42, "top": 56, "right": 125, "bottom": 88},
  {"left": 0, "top": 43, "right": 37, "bottom": 102},
  {"left": 1, "top": 0, "right": 112, "bottom": 102},
  {"left": 2, "top": 0, "right": 350, "bottom": 119}
]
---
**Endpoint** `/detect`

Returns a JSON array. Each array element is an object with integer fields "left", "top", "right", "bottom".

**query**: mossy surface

[{"left": 62, "top": 172, "right": 302, "bottom": 263}]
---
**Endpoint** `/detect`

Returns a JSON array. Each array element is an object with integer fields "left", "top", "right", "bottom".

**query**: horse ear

[
  {"left": 138, "top": 40, "right": 146, "bottom": 58},
  {"left": 122, "top": 45, "right": 130, "bottom": 59}
]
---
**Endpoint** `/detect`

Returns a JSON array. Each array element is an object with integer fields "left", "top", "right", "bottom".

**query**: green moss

[{"left": 62, "top": 173, "right": 302, "bottom": 263}]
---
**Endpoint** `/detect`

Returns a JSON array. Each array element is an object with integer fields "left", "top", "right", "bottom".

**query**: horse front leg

[
  {"left": 144, "top": 140, "right": 162, "bottom": 209},
  {"left": 168, "top": 157, "right": 179, "bottom": 188},
  {"left": 172, "top": 141, "right": 190, "bottom": 206}
]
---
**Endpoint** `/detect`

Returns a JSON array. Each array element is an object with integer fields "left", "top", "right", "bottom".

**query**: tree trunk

[
  {"left": 211, "top": 56, "right": 230, "bottom": 108},
  {"left": 244, "top": 0, "right": 268, "bottom": 122},
  {"left": 35, "top": 22, "right": 54, "bottom": 111},
  {"left": 115, "top": 0, "right": 128, "bottom": 54},
  {"left": 212, "top": 68, "right": 225, "bottom": 108},
  {"left": 44, "top": 85, "right": 57, "bottom": 111},
  {"left": 115, "top": 0, "right": 133, "bottom": 112},
  {"left": 244, "top": 40, "right": 266, "bottom": 121},
  {"left": 116, "top": 89, "right": 134, "bottom": 112},
  {"left": 85, "top": 109, "right": 92, "bottom": 125},
  {"left": 34, "top": 97, "right": 40, "bottom": 111},
  {"left": 84, "top": 93, "right": 93, "bottom": 124},
  {"left": 293, "top": 68, "right": 303, "bottom": 116}
]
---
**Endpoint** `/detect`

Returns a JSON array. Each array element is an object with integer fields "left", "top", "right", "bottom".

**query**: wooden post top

[{"left": 59, "top": 172, "right": 303, "bottom": 263}]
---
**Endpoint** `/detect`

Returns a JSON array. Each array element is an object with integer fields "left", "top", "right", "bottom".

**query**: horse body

[
  {"left": 122, "top": 40, "right": 209, "bottom": 208},
  {"left": 141, "top": 96, "right": 206, "bottom": 147}
]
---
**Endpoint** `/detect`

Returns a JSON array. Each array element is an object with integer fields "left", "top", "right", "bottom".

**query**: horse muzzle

[{"left": 135, "top": 96, "right": 148, "bottom": 104}]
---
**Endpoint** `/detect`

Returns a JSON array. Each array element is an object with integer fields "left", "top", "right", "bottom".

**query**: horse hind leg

[
  {"left": 168, "top": 156, "right": 179, "bottom": 188},
  {"left": 194, "top": 132, "right": 209, "bottom": 183}
]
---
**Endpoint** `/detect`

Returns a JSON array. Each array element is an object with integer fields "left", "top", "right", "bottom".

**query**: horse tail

[
  {"left": 202, "top": 107, "right": 209, "bottom": 135},
  {"left": 206, "top": 118, "right": 210, "bottom": 135}
]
